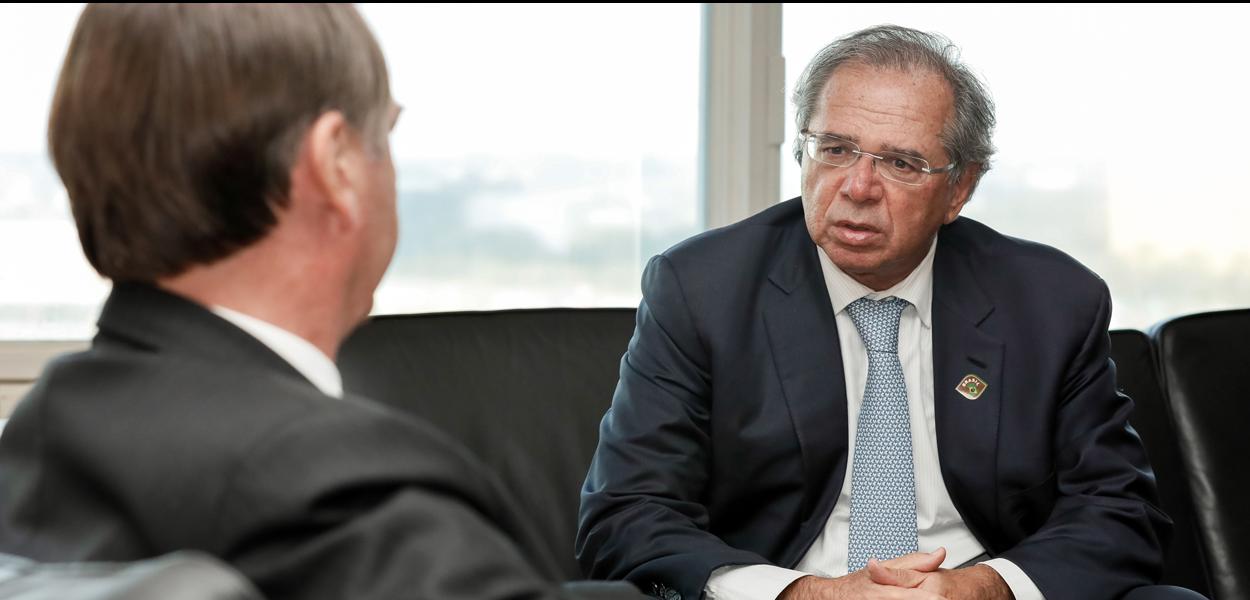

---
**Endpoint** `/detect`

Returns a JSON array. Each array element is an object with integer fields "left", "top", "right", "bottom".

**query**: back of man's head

[{"left": 49, "top": 3, "right": 392, "bottom": 282}]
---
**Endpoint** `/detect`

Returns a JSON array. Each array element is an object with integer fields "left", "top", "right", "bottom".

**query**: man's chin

[{"left": 822, "top": 244, "right": 883, "bottom": 271}]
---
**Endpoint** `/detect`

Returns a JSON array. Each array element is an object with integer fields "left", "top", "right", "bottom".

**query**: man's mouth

[{"left": 833, "top": 220, "right": 882, "bottom": 246}]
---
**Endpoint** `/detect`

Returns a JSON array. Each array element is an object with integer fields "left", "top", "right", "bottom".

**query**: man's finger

[
  {"left": 887, "top": 588, "right": 949, "bottom": 600},
  {"left": 880, "top": 547, "right": 946, "bottom": 572}
]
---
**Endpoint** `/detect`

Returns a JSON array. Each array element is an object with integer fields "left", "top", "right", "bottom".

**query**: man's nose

[{"left": 840, "top": 153, "right": 882, "bottom": 203}]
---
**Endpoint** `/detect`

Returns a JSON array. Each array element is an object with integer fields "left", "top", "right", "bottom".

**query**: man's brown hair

[{"left": 48, "top": 3, "right": 391, "bottom": 281}]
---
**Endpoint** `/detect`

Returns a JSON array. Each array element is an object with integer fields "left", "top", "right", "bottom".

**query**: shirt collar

[
  {"left": 209, "top": 305, "right": 344, "bottom": 398},
  {"left": 816, "top": 236, "right": 937, "bottom": 329}
]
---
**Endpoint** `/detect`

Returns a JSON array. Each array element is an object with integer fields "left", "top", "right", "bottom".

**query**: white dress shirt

[
  {"left": 705, "top": 238, "right": 1043, "bottom": 600},
  {"left": 210, "top": 305, "right": 343, "bottom": 399}
]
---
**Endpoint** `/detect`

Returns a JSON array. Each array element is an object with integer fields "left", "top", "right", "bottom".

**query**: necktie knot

[{"left": 846, "top": 296, "right": 909, "bottom": 353}]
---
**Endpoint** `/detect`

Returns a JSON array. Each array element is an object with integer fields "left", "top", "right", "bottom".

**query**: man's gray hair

[{"left": 792, "top": 24, "right": 996, "bottom": 186}]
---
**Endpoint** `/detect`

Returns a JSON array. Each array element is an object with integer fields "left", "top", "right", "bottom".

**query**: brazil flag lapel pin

[{"left": 956, "top": 374, "right": 988, "bottom": 400}]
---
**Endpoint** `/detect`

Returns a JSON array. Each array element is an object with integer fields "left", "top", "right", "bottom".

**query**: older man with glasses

[{"left": 578, "top": 25, "right": 1201, "bottom": 600}]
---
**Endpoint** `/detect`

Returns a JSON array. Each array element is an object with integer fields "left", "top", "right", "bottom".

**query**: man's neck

[{"left": 156, "top": 244, "right": 358, "bottom": 360}]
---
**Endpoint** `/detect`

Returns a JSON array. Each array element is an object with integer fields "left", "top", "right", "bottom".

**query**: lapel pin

[{"left": 956, "top": 374, "right": 988, "bottom": 400}]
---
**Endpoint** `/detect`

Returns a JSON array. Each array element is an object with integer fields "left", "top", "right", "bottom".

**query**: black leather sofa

[
  {"left": 340, "top": 308, "right": 637, "bottom": 582},
  {"left": 1109, "top": 330, "right": 1210, "bottom": 595},
  {"left": 338, "top": 307, "right": 1246, "bottom": 599},
  {"left": 1148, "top": 309, "right": 1250, "bottom": 600}
]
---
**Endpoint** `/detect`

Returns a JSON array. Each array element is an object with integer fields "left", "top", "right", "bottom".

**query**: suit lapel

[
  {"left": 762, "top": 228, "right": 849, "bottom": 535},
  {"left": 931, "top": 226, "right": 1003, "bottom": 542}
]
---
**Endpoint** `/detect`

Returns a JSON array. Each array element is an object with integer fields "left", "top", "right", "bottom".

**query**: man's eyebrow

[
  {"left": 813, "top": 131, "right": 931, "bottom": 159},
  {"left": 818, "top": 131, "right": 858, "bottom": 144},
  {"left": 879, "top": 143, "right": 928, "bottom": 159}
]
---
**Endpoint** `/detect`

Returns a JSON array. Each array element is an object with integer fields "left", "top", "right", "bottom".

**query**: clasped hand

[{"left": 778, "top": 548, "right": 1012, "bottom": 600}]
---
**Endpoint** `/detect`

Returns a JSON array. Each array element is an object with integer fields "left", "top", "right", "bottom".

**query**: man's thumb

[{"left": 866, "top": 557, "right": 928, "bottom": 588}]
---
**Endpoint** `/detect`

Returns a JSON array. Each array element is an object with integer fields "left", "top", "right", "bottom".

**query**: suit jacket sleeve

[
  {"left": 211, "top": 402, "right": 585, "bottom": 600},
  {"left": 577, "top": 255, "right": 769, "bottom": 600},
  {"left": 998, "top": 281, "right": 1171, "bottom": 599}
]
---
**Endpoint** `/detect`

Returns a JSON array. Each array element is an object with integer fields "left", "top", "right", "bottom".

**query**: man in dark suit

[
  {"left": 0, "top": 5, "right": 636, "bottom": 599},
  {"left": 578, "top": 26, "right": 1195, "bottom": 600}
]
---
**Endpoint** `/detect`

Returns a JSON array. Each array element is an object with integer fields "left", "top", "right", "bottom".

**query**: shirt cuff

[
  {"left": 982, "top": 558, "right": 1045, "bottom": 600},
  {"left": 705, "top": 564, "right": 808, "bottom": 600}
]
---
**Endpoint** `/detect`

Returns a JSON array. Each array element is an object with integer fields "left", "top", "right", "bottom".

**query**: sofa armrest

[{"left": 0, "top": 551, "right": 262, "bottom": 600}]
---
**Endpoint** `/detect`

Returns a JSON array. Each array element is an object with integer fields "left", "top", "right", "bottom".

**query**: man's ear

[
  {"left": 296, "top": 110, "right": 363, "bottom": 231},
  {"left": 943, "top": 163, "right": 981, "bottom": 224}
]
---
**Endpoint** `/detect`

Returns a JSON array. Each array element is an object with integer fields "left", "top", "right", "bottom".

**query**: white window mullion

[{"left": 699, "top": 3, "right": 785, "bottom": 230}]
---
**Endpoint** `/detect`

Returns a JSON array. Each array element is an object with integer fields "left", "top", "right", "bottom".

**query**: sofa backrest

[
  {"left": 339, "top": 308, "right": 637, "bottom": 580},
  {"left": 338, "top": 309, "right": 1229, "bottom": 592},
  {"left": 1151, "top": 309, "right": 1250, "bottom": 600},
  {"left": 1110, "top": 329, "right": 1210, "bottom": 596}
]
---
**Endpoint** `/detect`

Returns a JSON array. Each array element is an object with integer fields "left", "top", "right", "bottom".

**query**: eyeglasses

[{"left": 800, "top": 130, "right": 956, "bottom": 186}]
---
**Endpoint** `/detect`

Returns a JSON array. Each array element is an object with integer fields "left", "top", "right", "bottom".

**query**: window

[
  {"left": 0, "top": 3, "right": 102, "bottom": 340},
  {"left": 782, "top": 4, "right": 1250, "bottom": 328},
  {"left": 362, "top": 4, "right": 701, "bottom": 315},
  {"left": 0, "top": 3, "right": 701, "bottom": 340}
]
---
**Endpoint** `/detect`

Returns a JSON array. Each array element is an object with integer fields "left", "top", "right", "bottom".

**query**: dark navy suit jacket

[{"left": 577, "top": 198, "right": 1169, "bottom": 600}]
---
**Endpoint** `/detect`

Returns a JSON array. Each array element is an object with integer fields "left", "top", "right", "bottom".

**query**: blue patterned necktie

[{"left": 845, "top": 296, "right": 918, "bottom": 571}]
